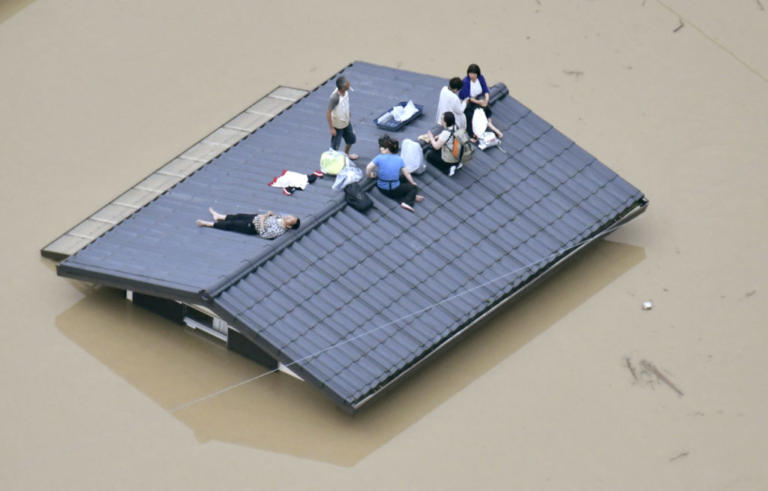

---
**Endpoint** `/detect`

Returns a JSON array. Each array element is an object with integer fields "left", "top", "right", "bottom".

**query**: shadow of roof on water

[{"left": 56, "top": 239, "right": 644, "bottom": 466}]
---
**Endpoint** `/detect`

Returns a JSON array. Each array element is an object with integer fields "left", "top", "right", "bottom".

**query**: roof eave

[
  {"left": 350, "top": 197, "right": 649, "bottom": 412},
  {"left": 57, "top": 262, "right": 205, "bottom": 305}
]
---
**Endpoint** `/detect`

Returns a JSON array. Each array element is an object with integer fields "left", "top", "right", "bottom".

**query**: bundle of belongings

[
  {"left": 320, "top": 149, "right": 349, "bottom": 176},
  {"left": 471, "top": 108, "right": 501, "bottom": 151},
  {"left": 375, "top": 100, "right": 423, "bottom": 131},
  {"left": 269, "top": 170, "right": 324, "bottom": 196},
  {"left": 376, "top": 100, "right": 420, "bottom": 125},
  {"left": 400, "top": 138, "right": 426, "bottom": 174},
  {"left": 319, "top": 149, "right": 372, "bottom": 212},
  {"left": 318, "top": 149, "right": 365, "bottom": 191}
]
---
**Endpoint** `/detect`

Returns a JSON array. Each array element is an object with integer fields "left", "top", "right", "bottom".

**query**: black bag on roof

[{"left": 344, "top": 182, "right": 373, "bottom": 212}]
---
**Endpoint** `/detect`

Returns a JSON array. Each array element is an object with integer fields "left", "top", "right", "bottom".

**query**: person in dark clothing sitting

[
  {"left": 196, "top": 208, "right": 299, "bottom": 239},
  {"left": 365, "top": 135, "right": 424, "bottom": 212},
  {"left": 459, "top": 63, "right": 504, "bottom": 140}
]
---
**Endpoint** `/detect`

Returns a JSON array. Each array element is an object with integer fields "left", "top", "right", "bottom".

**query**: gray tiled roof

[
  {"left": 58, "top": 62, "right": 646, "bottom": 412},
  {"left": 58, "top": 62, "right": 457, "bottom": 299},
  {"left": 211, "top": 93, "right": 644, "bottom": 411}
]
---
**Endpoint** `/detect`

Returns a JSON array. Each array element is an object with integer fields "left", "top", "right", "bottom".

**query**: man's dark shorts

[{"left": 330, "top": 123, "right": 357, "bottom": 150}]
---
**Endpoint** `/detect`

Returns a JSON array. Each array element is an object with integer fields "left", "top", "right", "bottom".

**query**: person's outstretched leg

[
  {"left": 211, "top": 215, "right": 256, "bottom": 234},
  {"left": 209, "top": 207, "right": 226, "bottom": 221},
  {"left": 487, "top": 118, "right": 503, "bottom": 139},
  {"left": 400, "top": 182, "right": 418, "bottom": 207}
]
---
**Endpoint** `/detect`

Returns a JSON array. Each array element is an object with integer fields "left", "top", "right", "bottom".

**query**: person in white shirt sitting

[{"left": 436, "top": 77, "right": 467, "bottom": 130}]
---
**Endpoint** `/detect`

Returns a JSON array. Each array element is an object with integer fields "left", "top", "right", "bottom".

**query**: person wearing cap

[
  {"left": 196, "top": 208, "right": 300, "bottom": 239},
  {"left": 326, "top": 76, "right": 359, "bottom": 160}
]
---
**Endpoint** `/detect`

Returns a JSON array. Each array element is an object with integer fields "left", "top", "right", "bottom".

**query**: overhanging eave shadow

[{"left": 56, "top": 238, "right": 644, "bottom": 466}]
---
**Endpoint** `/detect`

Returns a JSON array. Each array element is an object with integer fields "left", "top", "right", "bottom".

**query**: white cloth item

[
  {"left": 330, "top": 88, "right": 350, "bottom": 128},
  {"left": 472, "top": 107, "right": 489, "bottom": 136},
  {"left": 469, "top": 79, "right": 483, "bottom": 98},
  {"left": 436, "top": 86, "right": 467, "bottom": 129},
  {"left": 377, "top": 112, "right": 393, "bottom": 125},
  {"left": 391, "top": 100, "right": 419, "bottom": 122},
  {"left": 269, "top": 170, "right": 308, "bottom": 190},
  {"left": 400, "top": 138, "right": 426, "bottom": 174},
  {"left": 477, "top": 131, "right": 500, "bottom": 150}
]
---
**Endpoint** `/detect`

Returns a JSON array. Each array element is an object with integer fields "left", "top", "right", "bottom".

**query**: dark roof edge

[
  {"left": 204, "top": 81, "right": 510, "bottom": 302},
  {"left": 202, "top": 196, "right": 347, "bottom": 301},
  {"left": 57, "top": 262, "right": 204, "bottom": 305},
  {"left": 41, "top": 88, "right": 304, "bottom": 263},
  {"left": 205, "top": 301, "right": 358, "bottom": 414},
  {"left": 351, "top": 196, "right": 649, "bottom": 412},
  {"left": 200, "top": 63, "right": 360, "bottom": 301}
]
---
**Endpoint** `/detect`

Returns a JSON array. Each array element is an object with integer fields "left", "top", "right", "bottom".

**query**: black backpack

[{"left": 344, "top": 182, "right": 373, "bottom": 212}]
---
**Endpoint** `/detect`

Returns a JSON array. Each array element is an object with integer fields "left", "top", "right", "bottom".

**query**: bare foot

[
  {"left": 494, "top": 129, "right": 504, "bottom": 139},
  {"left": 209, "top": 207, "right": 226, "bottom": 221},
  {"left": 196, "top": 219, "right": 213, "bottom": 227},
  {"left": 348, "top": 153, "right": 359, "bottom": 160},
  {"left": 415, "top": 195, "right": 424, "bottom": 202},
  {"left": 400, "top": 202, "right": 415, "bottom": 212}
]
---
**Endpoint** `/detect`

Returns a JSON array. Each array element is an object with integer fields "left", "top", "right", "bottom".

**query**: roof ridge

[
  {"left": 198, "top": 62, "right": 361, "bottom": 301},
  {"left": 203, "top": 82, "right": 511, "bottom": 303}
]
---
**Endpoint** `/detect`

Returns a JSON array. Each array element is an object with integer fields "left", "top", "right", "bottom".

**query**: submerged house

[{"left": 44, "top": 62, "right": 647, "bottom": 413}]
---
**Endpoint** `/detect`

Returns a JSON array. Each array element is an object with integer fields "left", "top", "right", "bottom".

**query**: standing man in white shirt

[
  {"left": 436, "top": 77, "right": 467, "bottom": 130},
  {"left": 326, "top": 76, "right": 359, "bottom": 160}
]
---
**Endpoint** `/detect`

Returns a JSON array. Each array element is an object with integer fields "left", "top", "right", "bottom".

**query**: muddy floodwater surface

[{"left": 2, "top": 1, "right": 767, "bottom": 489}]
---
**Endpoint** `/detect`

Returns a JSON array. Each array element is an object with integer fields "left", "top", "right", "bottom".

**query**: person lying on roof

[{"left": 196, "top": 208, "right": 300, "bottom": 239}]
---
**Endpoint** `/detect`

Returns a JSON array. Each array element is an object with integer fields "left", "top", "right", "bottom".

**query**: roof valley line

[{"left": 46, "top": 61, "right": 647, "bottom": 414}]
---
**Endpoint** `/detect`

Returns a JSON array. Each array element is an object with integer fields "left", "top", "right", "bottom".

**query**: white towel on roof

[{"left": 269, "top": 170, "right": 308, "bottom": 190}]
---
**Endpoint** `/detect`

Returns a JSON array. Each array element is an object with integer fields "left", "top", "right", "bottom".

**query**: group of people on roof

[
  {"left": 366, "top": 63, "right": 504, "bottom": 211},
  {"left": 197, "top": 63, "right": 502, "bottom": 236}
]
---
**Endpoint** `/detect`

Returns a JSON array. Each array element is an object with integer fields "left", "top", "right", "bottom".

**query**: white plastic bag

[
  {"left": 331, "top": 162, "right": 363, "bottom": 191},
  {"left": 400, "top": 100, "right": 419, "bottom": 121},
  {"left": 472, "top": 107, "right": 488, "bottom": 137},
  {"left": 377, "top": 112, "right": 393, "bottom": 125},
  {"left": 391, "top": 105, "right": 406, "bottom": 122},
  {"left": 477, "top": 131, "right": 500, "bottom": 150},
  {"left": 400, "top": 138, "right": 426, "bottom": 174},
  {"left": 391, "top": 100, "right": 419, "bottom": 122}
]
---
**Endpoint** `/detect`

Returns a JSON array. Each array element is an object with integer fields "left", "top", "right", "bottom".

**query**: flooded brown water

[{"left": 2, "top": 1, "right": 767, "bottom": 489}]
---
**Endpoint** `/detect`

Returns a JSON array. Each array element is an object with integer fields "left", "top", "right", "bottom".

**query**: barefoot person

[
  {"left": 327, "top": 76, "right": 359, "bottom": 160},
  {"left": 196, "top": 208, "right": 299, "bottom": 239},
  {"left": 366, "top": 135, "right": 424, "bottom": 212},
  {"left": 459, "top": 64, "right": 504, "bottom": 140}
]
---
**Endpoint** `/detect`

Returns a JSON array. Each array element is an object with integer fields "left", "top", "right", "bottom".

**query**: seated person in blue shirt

[
  {"left": 196, "top": 208, "right": 299, "bottom": 239},
  {"left": 365, "top": 135, "right": 424, "bottom": 212}
]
